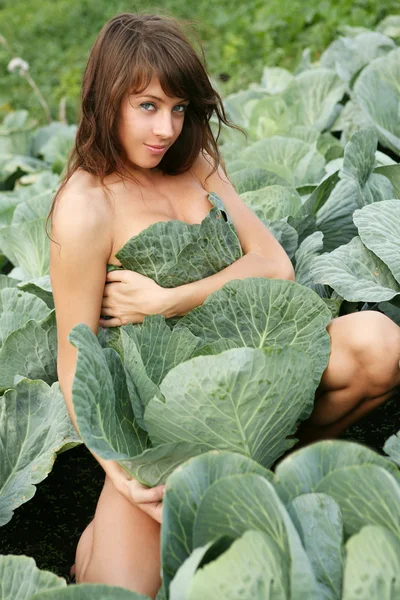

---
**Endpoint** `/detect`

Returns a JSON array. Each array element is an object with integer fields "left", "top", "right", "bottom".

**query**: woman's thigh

[
  {"left": 310, "top": 311, "right": 400, "bottom": 426},
  {"left": 319, "top": 311, "right": 400, "bottom": 398},
  {"left": 77, "top": 474, "right": 161, "bottom": 598}
]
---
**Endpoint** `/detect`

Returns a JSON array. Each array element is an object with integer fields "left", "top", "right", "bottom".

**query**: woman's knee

[
  {"left": 326, "top": 311, "right": 400, "bottom": 395},
  {"left": 75, "top": 519, "right": 95, "bottom": 583}
]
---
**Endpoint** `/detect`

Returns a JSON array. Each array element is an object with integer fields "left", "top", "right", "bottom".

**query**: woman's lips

[{"left": 145, "top": 144, "right": 168, "bottom": 154}]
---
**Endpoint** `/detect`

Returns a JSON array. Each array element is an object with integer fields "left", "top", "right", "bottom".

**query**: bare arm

[
  {"left": 167, "top": 153, "right": 295, "bottom": 317},
  {"left": 50, "top": 189, "right": 127, "bottom": 479},
  {"left": 50, "top": 188, "right": 165, "bottom": 520}
]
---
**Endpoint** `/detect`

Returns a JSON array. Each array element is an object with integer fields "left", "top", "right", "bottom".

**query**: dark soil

[
  {"left": 0, "top": 391, "right": 399, "bottom": 583},
  {"left": 0, "top": 444, "right": 104, "bottom": 583}
]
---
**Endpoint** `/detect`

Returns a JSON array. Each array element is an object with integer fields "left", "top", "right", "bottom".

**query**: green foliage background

[{"left": 0, "top": 0, "right": 398, "bottom": 124}]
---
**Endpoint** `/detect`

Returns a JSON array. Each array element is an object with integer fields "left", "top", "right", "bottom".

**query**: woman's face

[{"left": 117, "top": 75, "right": 189, "bottom": 171}]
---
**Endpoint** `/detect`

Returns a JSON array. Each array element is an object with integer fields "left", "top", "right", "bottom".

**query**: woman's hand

[
  {"left": 99, "top": 269, "right": 174, "bottom": 327},
  {"left": 119, "top": 477, "right": 165, "bottom": 524},
  {"left": 93, "top": 453, "right": 165, "bottom": 523}
]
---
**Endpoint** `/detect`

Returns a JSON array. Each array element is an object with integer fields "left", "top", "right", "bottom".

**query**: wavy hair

[{"left": 46, "top": 12, "right": 244, "bottom": 235}]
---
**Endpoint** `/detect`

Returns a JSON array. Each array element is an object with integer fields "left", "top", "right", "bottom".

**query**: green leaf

[
  {"left": 289, "top": 494, "right": 344, "bottom": 600},
  {"left": 0, "top": 217, "right": 50, "bottom": 279},
  {"left": 0, "top": 191, "right": 22, "bottom": 227},
  {"left": 229, "top": 167, "right": 289, "bottom": 193},
  {"left": 0, "top": 310, "right": 58, "bottom": 392},
  {"left": 176, "top": 278, "right": 331, "bottom": 386},
  {"left": 115, "top": 199, "right": 242, "bottom": 287},
  {"left": 38, "top": 124, "right": 77, "bottom": 168},
  {"left": 384, "top": 430, "right": 400, "bottom": 466},
  {"left": 299, "top": 171, "right": 340, "bottom": 217},
  {"left": 0, "top": 287, "right": 51, "bottom": 347},
  {"left": 34, "top": 583, "right": 151, "bottom": 599},
  {"left": 289, "top": 126, "right": 320, "bottom": 145},
  {"left": 16, "top": 275, "right": 54, "bottom": 308},
  {"left": 240, "top": 185, "right": 302, "bottom": 220},
  {"left": 353, "top": 48, "right": 400, "bottom": 156},
  {"left": 282, "top": 68, "right": 345, "bottom": 131},
  {"left": 242, "top": 136, "right": 326, "bottom": 187},
  {"left": 69, "top": 324, "right": 149, "bottom": 461},
  {"left": 170, "top": 538, "right": 233, "bottom": 600},
  {"left": 317, "top": 133, "right": 344, "bottom": 162},
  {"left": 287, "top": 171, "right": 341, "bottom": 248},
  {"left": 0, "top": 155, "right": 48, "bottom": 184},
  {"left": 0, "top": 274, "right": 19, "bottom": 290},
  {"left": 0, "top": 111, "right": 36, "bottom": 156},
  {"left": 340, "top": 128, "right": 377, "bottom": 188},
  {"left": 0, "top": 379, "right": 80, "bottom": 526},
  {"left": 261, "top": 66, "right": 294, "bottom": 94},
  {"left": 0, "top": 555, "right": 66, "bottom": 598},
  {"left": 120, "top": 442, "right": 210, "bottom": 487},
  {"left": 339, "top": 128, "right": 395, "bottom": 206},
  {"left": 263, "top": 219, "right": 299, "bottom": 259},
  {"left": 1, "top": 110, "right": 36, "bottom": 133},
  {"left": 145, "top": 347, "right": 315, "bottom": 465},
  {"left": 376, "top": 15, "right": 400, "bottom": 39},
  {"left": 342, "top": 526, "right": 400, "bottom": 600},
  {"left": 353, "top": 199, "right": 400, "bottom": 284},
  {"left": 162, "top": 451, "right": 272, "bottom": 594},
  {"left": 274, "top": 440, "right": 400, "bottom": 503},
  {"left": 320, "top": 32, "right": 395, "bottom": 86},
  {"left": 187, "top": 531, "right": 288, "bottom": 600},
  {"left": 378, "top": 301, "right": 400, "bottom": 326},
  {"left": 316, "top": 178, "right": 359, "bottom": 252},
  {"left": 32, "top": 122, "right": 70, "bottom": 155},
  {"left": 121, "top": 317, "right": 201, "bottom": 387},
  {"left": 247, "top": 96, "right": 293, "bottom": 140},
  {"left": 109, "top": 319, "right": 201, "bottom": 427},
  {"left": 193, "top": 474, "right": 318, "bottom": 599},
  {"left": 374, "top": 164, "right": 400, "bottom": 198},
  {"left": 311, "top": 236, "right": 400, "bottom": 302},
  {"left": 114, "top": 328, "right": 159, "bottom": 428},
  {"left": 223, "top": 89, "right": 267, "bottom": 128},
  {"left": 225, "top": 158, "right": 248, "bottom": 174},
  {"left": 0, "top": 175, "right": 56, "bottom": 279},
  {"left": 294, "top": 231, "right": 324, "bottom": 289},
  {"left": 317, "top": 465, "right": 400, "bottom": 537}
]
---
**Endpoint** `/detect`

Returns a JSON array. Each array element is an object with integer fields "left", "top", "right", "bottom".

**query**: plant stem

[
  {"left": 0, "top": 33, "right": 52, "bottom": 123},
  {"left": 23, "top": 70, "right": 52, "bottom": 123}
]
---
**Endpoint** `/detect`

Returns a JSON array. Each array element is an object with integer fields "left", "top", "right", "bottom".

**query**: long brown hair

[{"left": 46, "top": 12, "right": 244, "bottom": 235}]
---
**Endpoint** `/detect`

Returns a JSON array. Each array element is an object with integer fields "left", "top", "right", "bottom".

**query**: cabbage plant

[
  {"left": 2, "top": 440, "right": 399, "bottom": 599},
  {"left": 0, "top": 18, "right": 399, "bottom": 599},
  {"left": 69, "top": 277, "right": 332, "bottom": 486}
]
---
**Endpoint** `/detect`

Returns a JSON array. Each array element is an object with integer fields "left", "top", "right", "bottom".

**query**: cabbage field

[{"left": 0, "top": 16, "right": 400, "bottom": 600}]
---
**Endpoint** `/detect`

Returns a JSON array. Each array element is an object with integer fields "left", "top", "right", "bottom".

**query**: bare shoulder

[
  {"left": 51, "top": 169, "right": 112, "bottom": 251},
  {"left": 190, "top": 150, "right": 231, "bottom": 192}
]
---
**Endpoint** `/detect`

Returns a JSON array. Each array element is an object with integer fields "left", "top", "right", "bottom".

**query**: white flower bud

[{"left": 7, "top": 57, "right": 29, "bottom": 73}]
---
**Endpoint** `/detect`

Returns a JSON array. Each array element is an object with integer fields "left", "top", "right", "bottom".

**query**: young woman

[{"left": 48, "top": 12, "right": 400, "bottom": 598}]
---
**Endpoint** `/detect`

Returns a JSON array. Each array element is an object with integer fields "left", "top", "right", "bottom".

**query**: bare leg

[
  {"left": 298, "top": 311, "right": 400, "bottom": 444},
  {"left": 75, "top": 475, "right": 161, "bottom": 599}
]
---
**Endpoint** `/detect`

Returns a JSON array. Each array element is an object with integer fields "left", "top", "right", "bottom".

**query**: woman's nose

[{"left": 152, "top": 110, "right": 174, "bottom": 139}]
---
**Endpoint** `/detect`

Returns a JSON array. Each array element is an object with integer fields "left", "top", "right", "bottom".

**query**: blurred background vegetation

[{"left": 0, "top": 0, "right": 398, "bottom": 124}]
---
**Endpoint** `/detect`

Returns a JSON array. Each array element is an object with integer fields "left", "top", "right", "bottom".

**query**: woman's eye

[
  {"left": 140, "top": 102, "right": 156, "bottom": 111},
  {"left": 173, "top": 104, "right": 188, "bottom": 113},
  {"left": 139, "top": 102, "right": 188, "bottom": 113}
]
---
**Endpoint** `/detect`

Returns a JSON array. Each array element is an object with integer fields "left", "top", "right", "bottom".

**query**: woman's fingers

[
  {"left": 123, "top": 480, "right": 165, "bottom": 523},
  {"left": 138, "top": 501, "right": 163, "bottom": 524},
  {"left": 126, "top": 479, "right": 166, "bottom": 504}
]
